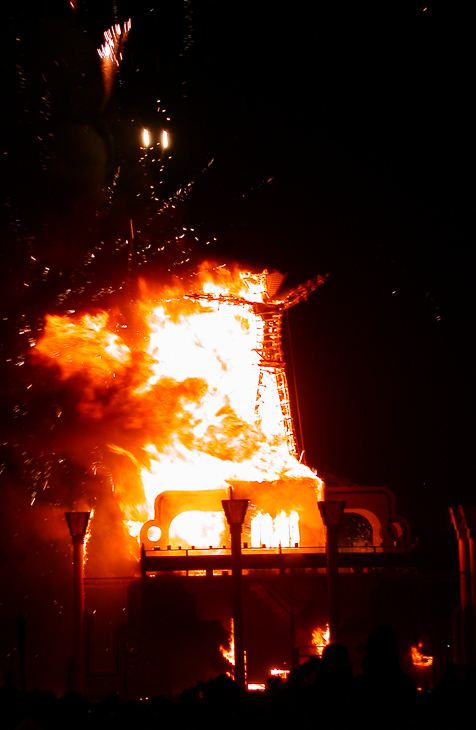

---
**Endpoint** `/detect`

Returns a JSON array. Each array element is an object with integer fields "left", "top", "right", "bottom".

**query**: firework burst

[{"left": 98, "top": 19, "right": 131, "bottom": 102}]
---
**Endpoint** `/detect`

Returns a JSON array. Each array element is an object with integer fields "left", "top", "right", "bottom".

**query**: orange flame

[
  {"left": 83, "top": 508, "right": 94, "bottom": 565},
  {"left": 220, "top": 619, "right": 235, "bottom": 677},
  {"left": 411, "top": 644, "right": 433, "bottom": 667},
  {"left": 270, "top": 668, "right": 290, "bottom": 679},
  {"left": 312, "top": 624, "right": 330, "bottom": 656},
  {"left": 251, "top": 509, "right": 300, "bottom": 547},
  {"left": 34, "top": 264, "right": 324, "bottom": 555}
]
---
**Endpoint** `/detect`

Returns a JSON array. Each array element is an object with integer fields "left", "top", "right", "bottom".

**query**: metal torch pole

[
  {"left": 72, "top": 533, "right": 86, "bottom": 694},
  {"left": 230, "top": 522, "right": 246, "bottom": 688},
  {"left": 318, "top": 500, "right": 346, "bottom": 645},
  {"left": 326, "top": 522, "right": 340, "bottom": 643},
  {"left": 65, "top": 511, "right": 90, "bottom": 695}
]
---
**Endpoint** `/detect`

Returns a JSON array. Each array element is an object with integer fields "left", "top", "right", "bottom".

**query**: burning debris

[
  {"left": 220, "top": 618, "right": 235, "bottom": 677},
  {"left": 34, "top": 263, "right": 326, "bottom": 557},
  {"left": 411, "top": 643, "right": 433, "bottom": 668},
  {"left": 312, "top": 625, "right": 330, "bottom": 657}
]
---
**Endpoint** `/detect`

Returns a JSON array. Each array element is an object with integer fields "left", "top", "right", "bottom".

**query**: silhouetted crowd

[{"left": 2, "top": 626, "right": 476, "bottom": 730}]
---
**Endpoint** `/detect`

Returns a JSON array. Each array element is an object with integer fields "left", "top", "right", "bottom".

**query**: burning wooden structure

[
  {"left": 137, "top": 268, "right": 328, "bottom": 552},
  {"left": 35, "top": 264, "right": 430, "bottom": 699}
]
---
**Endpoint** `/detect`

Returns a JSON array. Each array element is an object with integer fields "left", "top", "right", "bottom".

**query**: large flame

[
  {"left": 312, "top": 625, "right": 330, "bottom": 657},
  {"left": 220, "top": 618, "right": 235, "bottom": 677},
  {"left": 34, "top": 264, "right": 323, "bottom": 554},
  {"left": 411, "top": 644, "right": 433, "bottom": 667}
]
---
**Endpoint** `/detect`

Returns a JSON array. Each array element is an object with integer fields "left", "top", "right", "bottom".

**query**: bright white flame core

[
  {"left": 35, "top": 267, "right": 323, "bottom": 550},
  {"left": 138, "top": 291, "right": 317, "bottom": 521},
  {"left": 170, "top": 511, "right": 226, "bottom": 548},
  {"left": 142, "top": 128, "right": 151, "bottom": 147},
  {"left": 147, "top": 525, "right": 162, "bottom": 542},
  {"left": 251, "top": 510, "right": 300, "bottom": 547}
]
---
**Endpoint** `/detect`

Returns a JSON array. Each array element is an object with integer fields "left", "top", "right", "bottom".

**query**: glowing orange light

[
  {"left": 142, "top": 128, "right": 151, "bottom": 147},
  {"left": 312, "top": 624, "right": 330, "bottom": 656},
  {"left": 220, "top": 619, "right": 235, "bottom": 677},
  {"left": 270, "top": 668, "right": 290, "bottom": 679},
  {"left": 251, "top": 509, "right": 300, "bottom": 547},
  {"left": 411, "top": 644, "right": 433, "bottom": 667},
  {"left": 83, "top": 509, "right": 94, "bottom": 565},
  {"left": 147, "top": 525, "right": 161, "bottom": 542},
  {"left": 162, "top": 130, "right": 169, "bottom": 148},
  {"left": 34, "top": 264, "right": 324, "bottom": 555}
]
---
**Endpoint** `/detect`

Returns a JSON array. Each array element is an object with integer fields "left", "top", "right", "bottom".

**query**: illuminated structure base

[{"left": 74, "top": 484, "right": 459, "bottom": 702}]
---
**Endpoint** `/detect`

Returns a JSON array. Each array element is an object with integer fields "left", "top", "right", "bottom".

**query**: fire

[
  {"left": 411, "top": 643, "right": 433, "bottom": 667},
  {"left": 220, "top": 619, "right": 235, "bottom": 677},
  {"left": 34, "top": 264, "right": 325, "bottom": 555},
  {"left": 170, "top": 511, "right": 226, "bottom": 548},
  {"left": 312, "top": 624, "right": 330, "bottom": 656},
  {"left": 83, "top": 508, "right": 94, "bottom": 565},
  {"left": 251, "top": 509, "right": 300, "bottom": 547},
  {"left": 270, "top": 668, "right": 290, "bottom": 679}
]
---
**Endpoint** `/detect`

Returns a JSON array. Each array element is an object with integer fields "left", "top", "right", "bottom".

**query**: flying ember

[{"left": 34, "top": 264, "right": 326, "bottom": 555}]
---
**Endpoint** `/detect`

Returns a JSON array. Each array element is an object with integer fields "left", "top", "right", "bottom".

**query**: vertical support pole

[
  {"left": 462, "top": 506, "right": 476, "bottom": 660},
  {"left": 65, "top": 512, "right": 90, "bottom": 695},
  {"left": 17, "top": 615, "right": 26, "bottom": 693},
  {"left": 318, "top": 500, "right": 346, "bottom": 644},
  {"left": 449, "top": 506, "right": 475, "bottom": 666},
  {"left": 326, "top": 522, "right": 340, "bottom": 643},
  {"left": 230, "top": 523, "right": 246, "bottom": 689},
  {"left": 289, "top": 569, "right": 297, "bottom": 669},
  {"left": 222, "top": 498, "right": 249, "bottom": 689},
  {"left": 72, "top": 534, "right": 86, "bottom": 694}
]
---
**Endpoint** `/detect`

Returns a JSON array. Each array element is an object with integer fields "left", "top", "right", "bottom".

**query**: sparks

[
  {"left": 98, "top": 19, "right": 131, "bottom": 100},
  {"left": 33, "top": 264, "right": 325, "bottom": 554}
]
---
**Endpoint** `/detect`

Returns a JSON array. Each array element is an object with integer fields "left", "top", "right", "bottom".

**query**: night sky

[{"left": 0, "top": 0, "right": 472, "bottom": 688}]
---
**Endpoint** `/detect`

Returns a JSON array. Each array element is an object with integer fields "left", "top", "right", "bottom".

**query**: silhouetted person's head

[
  {"left": 322, "top": 642, "right": 351, "bottom": 669},
  {"left": 362, "top": 625, "right": 400, "bottom": 673},
  {"left": 266, "top": 675, "right": 283, "bottom": 692}
]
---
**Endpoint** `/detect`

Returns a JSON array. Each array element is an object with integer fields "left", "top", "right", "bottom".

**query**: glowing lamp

[
  {"left": 65, "top": 511, "right": 90, "bottom": 538},
  {"left": 142, "top": 128, "right": 151, "bottom": 147}
]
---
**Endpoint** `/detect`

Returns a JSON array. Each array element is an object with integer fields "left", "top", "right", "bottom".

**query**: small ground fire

[{"left": 34, "top": 263, "right": 326, "bottom": 557}]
